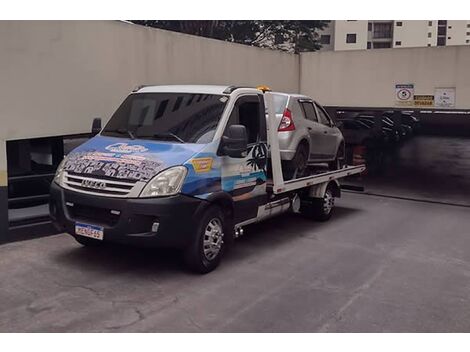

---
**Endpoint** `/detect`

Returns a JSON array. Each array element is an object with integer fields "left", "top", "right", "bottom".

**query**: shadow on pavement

[{"left": 51, "top": 206, "right": 363, "bottom": 276}]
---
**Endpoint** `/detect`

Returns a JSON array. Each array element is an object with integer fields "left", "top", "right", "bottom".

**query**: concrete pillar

[{"left": 0, "top": 141, "right": 8, "bottom": 242}]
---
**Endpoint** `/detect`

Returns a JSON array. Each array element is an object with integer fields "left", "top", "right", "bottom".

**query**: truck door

[{"left": 220, "top": 94, "right": 268, "bottom": 224}]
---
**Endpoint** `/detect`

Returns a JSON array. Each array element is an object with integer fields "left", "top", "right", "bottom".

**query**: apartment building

[{"left": 319, "top": 20, "right": 470, "bottom": 51}]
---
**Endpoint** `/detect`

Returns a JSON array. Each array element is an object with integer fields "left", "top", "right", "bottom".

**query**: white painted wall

[
  {"left": 300, "top": 46, "right": 470, "bottom": 109},
  {"left": 447, "top": 20, "right": 470, "bottom": 46},
  {"left": 333, "top": 21, "right": 368, "bottom": 51},
  {"left": 0, "top": 20, "right": 299, "bottom": 142},
  {"left": 393, "top": 21, "right": 435, "bottom": 48}
]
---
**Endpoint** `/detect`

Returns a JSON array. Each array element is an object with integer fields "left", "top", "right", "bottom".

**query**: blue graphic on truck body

[{"left": 64, "top": 135, "right": 267, "bottom": 200}]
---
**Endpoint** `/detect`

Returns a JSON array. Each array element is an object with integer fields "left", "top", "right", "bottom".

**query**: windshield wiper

[
  {"left": 144, "top": 132, "right": 185, "bottom": 143},
  {"left": 104, "top": 128, "right": 135, "bottom": 140}
]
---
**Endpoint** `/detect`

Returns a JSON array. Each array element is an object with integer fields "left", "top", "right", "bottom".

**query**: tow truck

[{"left": 49, "top": 85, "right": 365, "bottom": 273}]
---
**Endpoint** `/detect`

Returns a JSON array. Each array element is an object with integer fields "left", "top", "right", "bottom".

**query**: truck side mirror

[
  {"left": 91, "top": 117, "right": 102, "bottom": 136},
  {"left": 222, "top": 125, "right": 248, "bottom": 158}
]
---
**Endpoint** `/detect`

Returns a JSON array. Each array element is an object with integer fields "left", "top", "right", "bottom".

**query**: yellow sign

[
  {"left": 191, "top": 157, "right": 213, "bottom": 173},
  {"left": 414, "top": 95, "right": 434, "bottom": 107}
]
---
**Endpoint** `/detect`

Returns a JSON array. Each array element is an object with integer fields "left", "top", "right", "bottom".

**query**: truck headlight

[
  {"left": 140, "top": 166, "right": 187, "bottom": 198},
  {"left": 54, "top": 158, "right": 67, "bottom": 187}
]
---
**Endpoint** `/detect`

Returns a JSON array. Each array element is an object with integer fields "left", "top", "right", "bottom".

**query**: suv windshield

[{"left": 102, "top": 93, "right": 228, "bottom": 144}]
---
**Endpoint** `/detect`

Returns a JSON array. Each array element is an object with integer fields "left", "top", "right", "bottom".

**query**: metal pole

[{"left": 264, "top": 92, "right": 284, "bottom": 191}]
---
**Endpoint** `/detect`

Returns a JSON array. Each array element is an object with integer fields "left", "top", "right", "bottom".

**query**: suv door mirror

[
  {"left": 91, "top": 117, "right": 102, "bottom": 136},
  {"left": 222, "top": 125, "right": 248, "bottom": 158}
]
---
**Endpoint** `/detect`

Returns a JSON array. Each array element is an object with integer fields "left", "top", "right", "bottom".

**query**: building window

[
  {"left": 467, "top": 40, "right": 470, "bottom": 43},
  {"left": 467, "top": 32, "right": 470, "bottom": 35},
  {"left": 320, "top": 35, "right": 331, "bottom": 45},
  {"left": 428, "top": 21, "right": 433, "bottom": 26},
  {"left": 438, "top": 20, "right": 447, "bottom": 26},
  {"left": 428, "top": 32, "right": 432, "bottom": 38},
  {"left": 346, "top": 33, "right": 357, "bottom": 43},
  {"left": 437, "top": 37, "right": 446, "bottom": 46},
  {"left": 373, "top": 42, "right": 391, "bottom": 49},
  {"left": 448, "top": 26, "right": 452, "bottom": 29},
  {"left": 368, "top": 23, "right": 372, "bottom": 31},
  {"left": 395, "top": 41, "right": 402, "bottom": 46},
  {"left": 367, "top": 41, "right": 372, "bottom": 49},
  {"left": 373, "top": 22, "right": 393, "bottom": 39},
  {"left": 428, "top": 44, "right": 432, "bottom": 47},
  {"left": 448, "top": 37, "right": 451, "bottom": 40},
  {"left": 396, "top": 21, "right": 403, "bottom": 26},
  {"left": 467, "top": 24, "right": 470, "bottom": 28}
]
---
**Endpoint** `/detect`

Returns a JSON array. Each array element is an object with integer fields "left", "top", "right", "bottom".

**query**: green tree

[{"left": 130, "top": 20, "right": 330, "bottom": 53}]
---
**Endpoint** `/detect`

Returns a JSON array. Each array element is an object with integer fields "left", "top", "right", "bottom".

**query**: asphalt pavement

[{"left": 1, "top": 191, "right": 470, "bottom": 332}]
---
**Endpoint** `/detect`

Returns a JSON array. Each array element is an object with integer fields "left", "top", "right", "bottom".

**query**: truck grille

[
  {"left": 67, "top": 203, "right": 120, "bottom": 227},
  {"left": 64, "top": 172, "right": 137, "bottom": 197}
]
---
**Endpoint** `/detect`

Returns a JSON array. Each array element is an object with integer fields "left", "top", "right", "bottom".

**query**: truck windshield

[{"left": 102, "top": 93, "right": 228, "bottom": 144}]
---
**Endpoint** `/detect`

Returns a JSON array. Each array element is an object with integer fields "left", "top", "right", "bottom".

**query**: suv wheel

[{"left": 284, "top": 143, "right": 308, "bottom": 180}]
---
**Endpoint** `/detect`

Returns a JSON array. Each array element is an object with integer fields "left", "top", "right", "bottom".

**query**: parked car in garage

[
  {"left": 355, "top": 114, "right": 399, "bottom": 145},
  {"left": 384, "top": 110, "right": 421, "bottom": 134},
  {"left": 271, "top": 93, "right": 345, "bottom": 176},
  {"left": 338, "top": 119, "right": 388, "bottom": 147}
]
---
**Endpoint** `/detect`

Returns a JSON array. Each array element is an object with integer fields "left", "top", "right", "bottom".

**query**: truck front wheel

[
  {"left": 300, "top": 186, "right": 335, "bottom": 222},
  {"left": 184, "top": 206, "right": 226, "bottom": 274}
]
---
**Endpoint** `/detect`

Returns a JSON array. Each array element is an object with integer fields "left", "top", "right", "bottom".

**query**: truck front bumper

[{"left": 49, "top": 182, "right": 206, "bottom": 248}]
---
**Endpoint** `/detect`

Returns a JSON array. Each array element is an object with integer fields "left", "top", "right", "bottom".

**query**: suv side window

[
  {"left": 315, "top": 103, "right": 333, "bottom": 127},
  {"left": 225, "top": 95, "right": 262, "bottom": 145},
  {"left": 300, "top": 101, "right": 318, "bottom": 122}
]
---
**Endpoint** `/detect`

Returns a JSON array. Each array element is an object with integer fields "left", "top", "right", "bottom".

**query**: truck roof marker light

[
  {"left": 278, "top": 108, "right": 295, "bottom": 132},
  {"left": 257, "top": 85, "right": 272, "bottom": 92}
]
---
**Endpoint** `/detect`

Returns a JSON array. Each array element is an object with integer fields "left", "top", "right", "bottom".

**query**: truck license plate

[{"left": 75, "top": 222, "right": 104, "bottom": 240}]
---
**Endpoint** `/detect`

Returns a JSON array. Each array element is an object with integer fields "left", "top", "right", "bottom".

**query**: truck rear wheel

[
  {"left": 300, "top": 186, "right": 335, "bottom": 222},
  {"left": 184, "top": 206, "right": 225, "bottom": 274}
]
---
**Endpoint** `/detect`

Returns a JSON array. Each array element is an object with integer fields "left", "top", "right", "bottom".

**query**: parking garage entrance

[{"left": 333, "top": 107, "right": 470, "bottom": 207}]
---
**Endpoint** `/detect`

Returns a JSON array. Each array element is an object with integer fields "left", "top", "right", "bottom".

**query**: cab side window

[
  {"left": 300, "top": 101, "right": 318, "bottom": 122},
  {"left": 225, "top": 96, "right": 262, "bottom": 145},
  {"left": 315, "top": 103, "right": 333, "bottom": 127}
]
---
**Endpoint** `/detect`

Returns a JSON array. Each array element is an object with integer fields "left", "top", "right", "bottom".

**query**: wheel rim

[
  {"left": 203, "top": 218, "right": 224, "bottom": 261},
  {"left": 323, "top": 190, "right": 334, "bottom": 215}
]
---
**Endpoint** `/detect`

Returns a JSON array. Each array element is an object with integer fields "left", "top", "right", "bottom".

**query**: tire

[
  {"left": 284, "top": 143, "right": 309, "bottom": 180},
  {"left": 328, "top": 143, "right": 345, "bottom": 170},
  {"left": 184, "top": 206, "right": 226, "bottom": 274},
  {"left": 300, "top": 186, "right": 335, "bottom": 222},
  {"left": 73, "top": 235, "right": 104, "bottom": 247}
]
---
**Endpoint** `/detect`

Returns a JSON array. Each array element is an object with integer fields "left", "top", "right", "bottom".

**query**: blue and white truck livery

[{"left": 50, "top": 85, "right": 365, "bottom": 273}]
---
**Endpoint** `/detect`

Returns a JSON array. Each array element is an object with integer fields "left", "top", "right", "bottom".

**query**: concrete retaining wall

[
  {"left": 0, "top": 20, "right": 299, "bottom": 142},
  {"left": 300, "top": 46, "right": 470, "bottom": 109}
]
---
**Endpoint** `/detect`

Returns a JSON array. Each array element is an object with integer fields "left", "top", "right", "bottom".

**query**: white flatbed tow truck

[{"left": 50, "top": 85, "right": 365, "bottom": 273}]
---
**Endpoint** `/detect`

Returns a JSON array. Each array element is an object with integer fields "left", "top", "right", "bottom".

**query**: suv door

[
  {"left": 314, "top": 102, "right": 342, "bottom": 159},
  {"left": 299, "top": 100, "right": 330, "bottom": 160}
]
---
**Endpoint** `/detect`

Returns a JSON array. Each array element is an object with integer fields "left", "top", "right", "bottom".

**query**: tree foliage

[{"left": 130, "top": 20, "right": 330, "bottom": 53}]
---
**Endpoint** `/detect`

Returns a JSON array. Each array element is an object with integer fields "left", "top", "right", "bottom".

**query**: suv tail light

[{"left": 278, "top": 108, "right": 295, "bottom": 131}]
